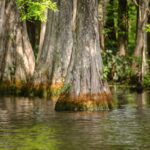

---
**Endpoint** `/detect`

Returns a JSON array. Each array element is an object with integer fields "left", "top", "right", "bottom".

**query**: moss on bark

[{"left": 55, "top": 92, "right": 114, "bottom": 111}]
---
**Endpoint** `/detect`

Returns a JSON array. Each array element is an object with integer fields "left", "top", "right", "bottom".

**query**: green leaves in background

[
  {"left": 16, "top": 0, "right": 58, "bottom": 21},
  {"left": 145, "top": 24, "right": 150, "bottom": 32},
  {"left": 101, "top": 49, "right": 133, "bottom": 82}
]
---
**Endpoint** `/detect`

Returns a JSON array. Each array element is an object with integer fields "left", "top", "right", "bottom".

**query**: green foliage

[
  {"left": 100, "top": 66, "right": 110, "bottom": 81},
  {"left": 101, "top": 49, "right": 133, "bottom": 82},
  {"left": 127, "top": 1, "right": 137, "bottom": 54},
  {"left": 16, "top": 0, "right": 58, "bottom": 21},
  {"left": 8, "top": 33, "right": 14, "bottom": 39},
  {"left": 34, "top": 44, "right": 39, "bottom": 59},
  {"left": 145, "top": 24, "right": 150, "bottom": 32},
  {"left": 62, "top": 83, "right": 71, "bottom": 93},
  {"left": 104, "top": 0, "right": 137, "bottom": 55},
  {"left": 101, "top": 49, "right": 150, "bottom": 86},
  {"left": 143, "top": 73, "right": 150, "bottom": 87},
  {"left": 9, "top": 65, "right": 16, "bottom": 75},
  {"left": 104, "top": 0, "right": 118, "bottom": 49}
]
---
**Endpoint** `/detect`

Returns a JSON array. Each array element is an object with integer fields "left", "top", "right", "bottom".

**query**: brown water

[{"left": 0, "top": 87, "right": 150, "bottom": 150}]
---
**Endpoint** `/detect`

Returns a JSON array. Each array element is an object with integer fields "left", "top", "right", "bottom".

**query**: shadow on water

[{"left": 0, "top": 86, "right": 150, "bottom": 150}]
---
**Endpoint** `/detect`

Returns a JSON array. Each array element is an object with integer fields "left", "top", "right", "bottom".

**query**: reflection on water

[{"left": 0, "top": 87, "right": 150, "bottom": 150}]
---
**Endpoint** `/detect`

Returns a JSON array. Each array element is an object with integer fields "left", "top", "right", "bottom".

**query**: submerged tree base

[
  {"left": 55, "top": 93, "right": 114, "bottom": 111},
  {"left": 0, "top": 81, "right": 63, "bottom": 98},
  {"left": 0, "top": 82, "right": 114, "bottom": 111}
]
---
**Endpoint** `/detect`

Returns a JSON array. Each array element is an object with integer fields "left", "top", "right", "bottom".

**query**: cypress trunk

[
  {"left": 118, "top": 0, "right": 128, "bottom": 56},
  {"left": 0, "top": 0, "right": 35, "bottom": 83},
  {"left": 38, "top": 10, "right": 48, "bottom": 61},
  {"left": 0, "top": 0, "right": 5, "bottom": 79},
  {"left": 98, "top": 0, "right": 110, "bottom": 50},
  {"left": 55, "top": 0, "right": 113, "bottom": 111},
  {"left": 147, "top": 15, "right": 150, "bottom": 57},
  {"left": 98, "top": 2, "right": 105, "bottom": 50},
  {"left": 34, "top": 0, "right": 73, "bottom": 89},
  {"left": 132, "top": 0, "right": 149, "bottom": 81}
]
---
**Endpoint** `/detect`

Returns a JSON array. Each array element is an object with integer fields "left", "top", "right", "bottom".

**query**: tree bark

[
  {"left": 100, "top": 0, "right": 110, "bottom": 27},
  {"left": 38, "top": 10, "right": 48, "bottom": 62},
  {"left": 0, "top": 0, "right": 5, "bottom": 79},
  {"left": 98, "top": 0, "right": 110, "bottom": 50},
  {"left": 0, "top": 0, "right": 35, "bottom": 83},
  {"left": 132, "top": 0, "right": 149, "bottom": 80},
  {"left": 118, "top": 0, "right": 128, "bottom": 56},
  {"left": 0, "top": 0, "right": 5, "bottom": 36},
  {"left": 147, "top": 15, "right": 150, "bottom": 57},
  {"left": 55, "top": 0, "right": 113, "bottom": 111},
  {"left": 34, "top": 0, "right": 73, "bottom": 88},
  {"left": 98, "top": 2, "right": 105, "bottom": 50}
]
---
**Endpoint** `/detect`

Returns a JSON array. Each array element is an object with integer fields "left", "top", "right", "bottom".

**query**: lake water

[{"left": 0, "top": 86, "right": 150, "bottom": 150}]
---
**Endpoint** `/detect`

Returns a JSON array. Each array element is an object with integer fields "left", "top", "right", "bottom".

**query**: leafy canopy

[{"left": 16, "top": 0, "right": 58, "bottom": 21}]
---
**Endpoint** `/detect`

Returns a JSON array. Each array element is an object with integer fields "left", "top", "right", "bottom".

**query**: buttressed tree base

[
  {"left": 55, "top": 0, "right": 114, "bottom": 111},
  {"left": 55, "top": 92, "right": 113, "bottom": 111}
]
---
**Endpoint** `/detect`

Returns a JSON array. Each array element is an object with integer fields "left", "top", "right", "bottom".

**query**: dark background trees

[{"left": 99, "top": 0, "right": 150, "bottom": 86}]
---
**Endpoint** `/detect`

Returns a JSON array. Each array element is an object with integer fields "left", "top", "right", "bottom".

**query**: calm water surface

[{"left": 0, "top": 87, "right": 150, "bottom": 150}]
